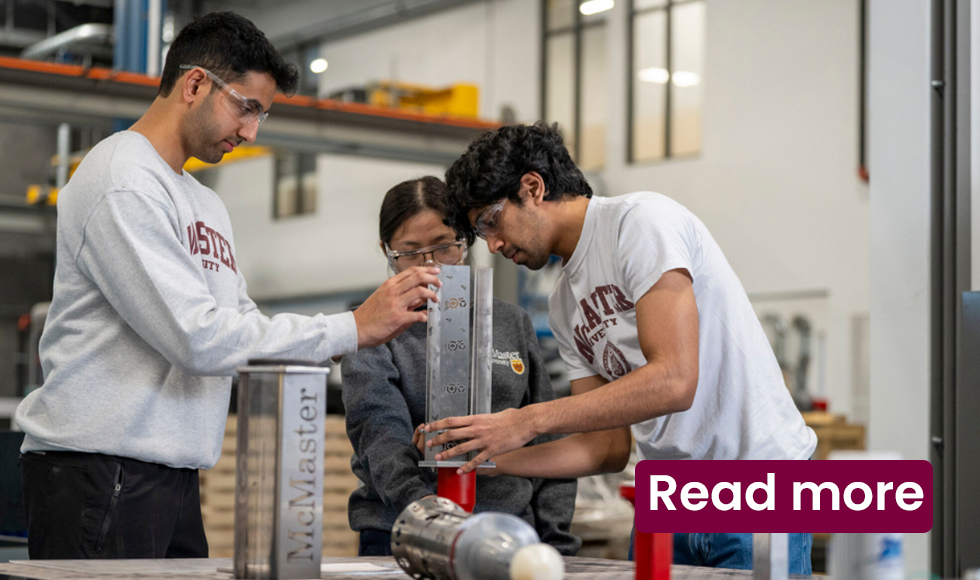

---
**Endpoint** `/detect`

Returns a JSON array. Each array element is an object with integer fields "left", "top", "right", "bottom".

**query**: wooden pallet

[
  {"left": 802, "top": 412, "right": 867, "bottom": 461},
  {"left": 199, "top": 414, "right": 361, "bottom": 558}
]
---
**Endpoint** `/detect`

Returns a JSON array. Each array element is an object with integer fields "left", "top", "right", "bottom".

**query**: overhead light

[
  {"left": 637, "top": 67, "right": 669, "bottom": 84},
  {"left": 671, "top": 71, "right": 701, "bottom": 87},
  {"left": 580, "top": 0, "right": 614, "bottom": 16},
  {"left": 637, "top": 67, "right": 701, "bottom": 87},
  {"left": 310, "top": 58, "right": 328, "bottom": 74}
]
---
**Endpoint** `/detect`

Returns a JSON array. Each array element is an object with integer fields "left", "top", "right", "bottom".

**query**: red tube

[
  {"left": 635, "top": 532, "right": 672, "bottom": 580},
  {"left": 622, "top": 483, "right": 672, "bottom": 580},
  {"left": 437, "top": 467, "right": 476, "bottom": 513}
]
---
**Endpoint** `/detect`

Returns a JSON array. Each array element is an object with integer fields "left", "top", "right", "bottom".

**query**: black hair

[
  {"left": 379, "top": 176, "right": 457, "bottom": 246},
  {"left": 444, "top": 121, "right": 592, "bottom": 242},
  {"left": 158, "top": 11, "right": 299, "bottom": 98}
]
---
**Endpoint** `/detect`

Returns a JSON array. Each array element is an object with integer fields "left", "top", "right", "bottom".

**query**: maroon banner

[{"left": 634, "top": 460, "right": 932, "bottom": 533}]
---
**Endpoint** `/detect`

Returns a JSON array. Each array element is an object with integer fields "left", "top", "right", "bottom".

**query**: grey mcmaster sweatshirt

[
  {"left": 342, "top": 299, "right": 580, "bottom": 555},
  {"left": 15, "top": 131, "right": 358, "bottom": 470}
]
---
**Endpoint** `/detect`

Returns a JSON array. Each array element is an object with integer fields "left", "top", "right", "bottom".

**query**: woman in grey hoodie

[{"left": 342, "top": 176, "right": 580, "bottom": 557}]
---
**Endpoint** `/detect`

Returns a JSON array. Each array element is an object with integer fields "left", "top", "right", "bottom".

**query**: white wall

[
  {"left": 868, "top": 0, "right": 931, "bottom": 573},
  {"left": 224, "top": 0, "right": 394, "bottom": 43},
  {"left": 203, "top": 154, "right": 446, "bottom": 300},
  {"left": 314, "top": 0, "right": 540, "bottom": 121},
  {"left": 600, "top": 0, "right": 870, "bottom": 420}
]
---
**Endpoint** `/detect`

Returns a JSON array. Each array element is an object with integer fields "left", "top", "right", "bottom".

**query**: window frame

[
  {"left": 273, "top": 150, "right": 318, "bottom": 220},
  {"left": 627, "top": 0, "right": 704, "bottom": 164},
  {"left": 540, "top": 0, "right": 608, "bottom": 166}
]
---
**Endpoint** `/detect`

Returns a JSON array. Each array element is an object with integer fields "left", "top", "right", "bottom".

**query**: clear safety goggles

[
  {"left": 179, "top": 64, "right": 269, "bottom": 126},
  {"left": 385, "top": 240, "right": 468, "bottom": 272},
  {"left": 473, "top": 199, "right": 507, "bottom": 239}
]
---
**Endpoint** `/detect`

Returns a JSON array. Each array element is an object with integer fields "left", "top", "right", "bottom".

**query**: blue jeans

[{"left": 629, "top": 532, "right": 812, "bottom": 575}]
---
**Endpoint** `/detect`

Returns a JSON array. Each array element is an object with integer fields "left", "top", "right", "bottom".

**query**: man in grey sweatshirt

[{"left": 14, "top": 12, "right": 440, "bottom": 560}]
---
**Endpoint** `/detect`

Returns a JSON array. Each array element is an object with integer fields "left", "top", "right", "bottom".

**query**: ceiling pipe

[{"left": 21, "top": 23, "right": 113, "bottom": 60}]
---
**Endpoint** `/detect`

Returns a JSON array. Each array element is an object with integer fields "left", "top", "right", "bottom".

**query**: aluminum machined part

[
  {"left": 391, "top": 496, "right": 471, "bottom": 579},
  {"left": 233, "top": 363, "right": 329, "bottom": 580},
  {"left": 421, "top": 266, "right": 494, "bottom": 468},
  {"left": 752, "top": 533, "right": 788, "bottom": 580},
  {"left": 470, "top": 268, "right": 493, "bottom": 416}
]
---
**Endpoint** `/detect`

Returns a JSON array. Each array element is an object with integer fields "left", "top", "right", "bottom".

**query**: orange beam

[
  {"left": 0, "top": 56, "right": 499, "bottom": 131},
  {"left": 0, "top": 55, "right": 159, "bottom": 86},
  {"left": 274, "top": 93, "right": 498, "bottom": 130}
]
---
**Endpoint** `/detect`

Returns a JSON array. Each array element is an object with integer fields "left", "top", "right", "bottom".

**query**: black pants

[
  {"left": 358, "top": 529, "right": 392, "bottom": 556},
  {"left": 20, "top": 451, "right": 208, "bottom": 559}
]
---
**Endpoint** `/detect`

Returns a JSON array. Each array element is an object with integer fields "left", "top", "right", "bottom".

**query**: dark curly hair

[
  {"left": 444, "top": 121, "right": 592, "bottom": 243},
  {"left": 158, "top": 11, "right": 299, "bottom": 98}
]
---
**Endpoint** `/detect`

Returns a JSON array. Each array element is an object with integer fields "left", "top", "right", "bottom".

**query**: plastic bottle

[{"left": 829, "top": 533, "right": 904, "bottom": 580}]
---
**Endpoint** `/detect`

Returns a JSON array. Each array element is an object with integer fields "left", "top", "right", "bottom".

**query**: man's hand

[
  {"left": 353, "top": 266, "right": 441, "bottom": 349},
  {"left": 423, "top": 407, "right": 540, "bottom": 474}
]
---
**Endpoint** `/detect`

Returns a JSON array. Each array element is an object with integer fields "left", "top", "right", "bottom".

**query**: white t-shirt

[{"left": 548, "top": 192, "right": 816, "bottom": 461}]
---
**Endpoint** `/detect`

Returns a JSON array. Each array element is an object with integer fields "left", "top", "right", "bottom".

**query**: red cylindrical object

[
  {"left": 635, "top": 532, "right": 672, "bottom": 580},
  {"left": 621, "top": 483, "right": 672, "bottom": 580},
  {"left": 437, "top": 467, "right": 476, "bottom": 513}
]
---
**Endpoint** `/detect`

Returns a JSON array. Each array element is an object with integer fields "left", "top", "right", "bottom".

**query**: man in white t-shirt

[{"left": 423, "top": 122, "right": 817, "bottom": 572}]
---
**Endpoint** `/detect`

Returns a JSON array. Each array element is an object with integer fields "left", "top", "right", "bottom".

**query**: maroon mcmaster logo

[
  {"left": 187, "top": 221, "right": 238, "bottom": 274},
  {"left": 572, "top": 284, "right": 635, "bottom": 366},
  {"left": 634, "top": 460, "right": 933, "bottom": 533},
  {"left": 603, "top": 343, "right": 631, "bottom": 379}
]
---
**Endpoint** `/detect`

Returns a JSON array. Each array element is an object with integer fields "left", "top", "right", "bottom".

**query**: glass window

[
  {"left": 547, "top": 0, "right": 575, "bottom": 31},
  {"left": 670, "top": 1, "right": 704, "bottom": 156},
  {"left": 631, "top": 9, "right": 667, "bottom": 161},
  {"left": 542, "top": 0, "right": 609, "bottom": 169},
  {"left": 580, "top": 25, "right": 607, "bottom": 170},
  {"left": 629, "top": 0, "right": 704, "bottom": 162},
  {"left": 274, "top": 151, "right": 317, "bottom": 219},
  {"left": 580, "top": 0, "right": 615, "bottom": 25},
  {"left": 546, "top": 34, "right": 577, "bottom": 160}
]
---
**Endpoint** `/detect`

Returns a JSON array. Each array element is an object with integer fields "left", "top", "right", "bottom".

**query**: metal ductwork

[{"left": 21, "top": 23, "right": 114, "bottom": 61}]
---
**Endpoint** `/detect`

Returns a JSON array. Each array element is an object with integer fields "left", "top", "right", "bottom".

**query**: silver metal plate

[
  {"left": 275, "top": 374, "right": 325, "bottom": 579},
  {"left": 425, "top": 265, "right": 472, "bottom": 463}
]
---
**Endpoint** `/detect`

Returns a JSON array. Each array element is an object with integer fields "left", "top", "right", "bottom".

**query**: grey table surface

[{"left": 0, "top": 557, "right": 815, "bottom": 580}]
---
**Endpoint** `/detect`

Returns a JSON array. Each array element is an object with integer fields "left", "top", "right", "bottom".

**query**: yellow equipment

[{"left": 367, "top": 81, "right": 479, "bottom": 118}]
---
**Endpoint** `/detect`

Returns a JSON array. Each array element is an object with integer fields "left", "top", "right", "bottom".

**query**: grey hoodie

[
  {"left": 342, "top": 299, "right": 580, "bottom": 555},
  {"left": 16, "top": 131, "right": 358, "bottom": 470}
]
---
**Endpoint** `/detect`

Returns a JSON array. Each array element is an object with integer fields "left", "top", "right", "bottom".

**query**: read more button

[{"left": 634, "top": 460, "right": 933, "bottom": 534}]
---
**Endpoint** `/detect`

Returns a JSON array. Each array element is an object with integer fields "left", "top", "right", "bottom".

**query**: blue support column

[
  {"left": 113, "top": 0, "right": 149, "bottom": 74},
  {"left": 113, "top": 0, "right": 165, "bottom": 132}
]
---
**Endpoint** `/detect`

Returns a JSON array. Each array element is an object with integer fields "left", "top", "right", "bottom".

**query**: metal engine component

[{"left": 390, "top": 496, "right": 470, "bottom": 580}]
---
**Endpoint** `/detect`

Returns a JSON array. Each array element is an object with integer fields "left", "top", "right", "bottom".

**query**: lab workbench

[{"left": 0, "top": 557, "right": 814, "bottom": 580}]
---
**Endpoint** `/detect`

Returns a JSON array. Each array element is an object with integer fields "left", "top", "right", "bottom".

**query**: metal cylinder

[
  {"left": 233, "top": 360, "right": 329, "bottom": 580},
  {"left": 753, "top": 533, "right": 788, "bottom": 580},
  {"left": 56, "top": 123, "right": 70, "bottom": 189},
  {"left": 391, "top": 496, "right": 470, "bottom": 579}
]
